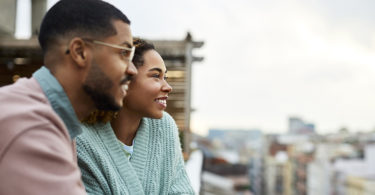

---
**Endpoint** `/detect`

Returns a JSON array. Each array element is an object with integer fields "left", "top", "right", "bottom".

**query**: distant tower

[
  {"left": 288, "top": 117, "right": 315, "bottom": 134},
  {"left": 289, "top": 117, "right": 304, "bottom": 133},
  {"left": 305, "top": 123, "right": 315, "bottom": 132}
]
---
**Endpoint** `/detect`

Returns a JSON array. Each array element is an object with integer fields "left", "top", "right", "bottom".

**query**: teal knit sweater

[{"left": 76, "top": 112, "right": 194, "bottom": 195}]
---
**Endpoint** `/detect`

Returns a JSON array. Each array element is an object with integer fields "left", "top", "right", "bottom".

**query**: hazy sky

[{"left": 17, "top": 0, "right": 375, "bottom": 135}]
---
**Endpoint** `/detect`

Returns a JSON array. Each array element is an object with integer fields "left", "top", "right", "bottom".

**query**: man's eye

[{"left": 120, "top": 50, "right": 130, "bottom": 58}]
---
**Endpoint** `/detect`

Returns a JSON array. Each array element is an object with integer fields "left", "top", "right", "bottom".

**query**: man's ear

[{"left": 67, "top": 37, "right": 90, "bottom": 68}]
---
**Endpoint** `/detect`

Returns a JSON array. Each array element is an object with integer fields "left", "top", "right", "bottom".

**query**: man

[{"left": 0, "top": 0, "right": 136, "bottom": 194}]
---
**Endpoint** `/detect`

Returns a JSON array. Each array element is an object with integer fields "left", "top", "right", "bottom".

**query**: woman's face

[{"left": 123, "top": 49, "right": 172, "bottom": 119}]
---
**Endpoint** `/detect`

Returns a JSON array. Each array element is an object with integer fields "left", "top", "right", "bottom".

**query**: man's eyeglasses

[{"left": 66, "top": 38, "right": 135, "bottom": 62}]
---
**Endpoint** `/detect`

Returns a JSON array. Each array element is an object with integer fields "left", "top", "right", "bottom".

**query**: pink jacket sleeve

[
  {"left": 0, "top": 78, "right": 86, "bottom": 195},
  {"left": 0, "top": 125, "right": 86, "bottom": 195}
]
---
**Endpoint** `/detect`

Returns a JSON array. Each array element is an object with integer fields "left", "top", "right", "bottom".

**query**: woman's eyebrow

[{"left": 148, "top": 68, "right": 168, "bottom": 73}]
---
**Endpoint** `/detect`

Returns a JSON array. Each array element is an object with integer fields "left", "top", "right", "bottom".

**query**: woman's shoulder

[
  {"left": 142, "top": 112, "right": 179, "bottom": 141},
  {"left": 76, "top": 122, "right": 112, "bottom": 148},
  {"left": 79, "top": 122, "right": 111, "bottom": 135}
]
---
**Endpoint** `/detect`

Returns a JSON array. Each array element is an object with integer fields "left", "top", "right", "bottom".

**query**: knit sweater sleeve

[
  {"left": 163, "top": 113, "right": 195, "bottom": 195},
  {"left": 76, "top": 124, "right": 126, "bottom": 195},
  {"left": 79, "top": 162, "right": 105, "bottom": 195},
  {"left": 76, "top": 124, "right": 140, "bottom": 195},
  {"left": 76, "top": 134, "right": 107, "bottom": 195},
  {"left": 169, "top": 151, "right": 195, "bottom": 195}
]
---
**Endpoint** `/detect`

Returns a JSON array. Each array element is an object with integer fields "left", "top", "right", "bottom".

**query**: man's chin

[
  {"left": 96, "top": 102, "right": 121, "bottom": 111},
  {"left": 83, "top": 85, "right": 121, "bottom": 111}
]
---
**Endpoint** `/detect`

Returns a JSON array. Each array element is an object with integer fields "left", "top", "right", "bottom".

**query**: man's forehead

[{"left": 111, "top": 20, "right": 133, "bottom": 46}]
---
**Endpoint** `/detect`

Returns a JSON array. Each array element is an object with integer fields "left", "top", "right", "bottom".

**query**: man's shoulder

[
  {"left": 0, "top": 78, "right": 57, "bottom": 129},
  {"left": 0, "top": 78, "right": 69, "bottom": 160},
  {"left": 0, "top": 78, "right": 47, "bottom": 106}
]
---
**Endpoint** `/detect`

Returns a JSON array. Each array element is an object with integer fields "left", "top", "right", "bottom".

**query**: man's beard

[{"left": 83, "top": 62, "right": 121, "bottom": 111}]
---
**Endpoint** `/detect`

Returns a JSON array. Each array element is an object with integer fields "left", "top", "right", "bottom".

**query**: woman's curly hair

[{"left": 132, "top": 38, "right": 155, "bottom": 68}]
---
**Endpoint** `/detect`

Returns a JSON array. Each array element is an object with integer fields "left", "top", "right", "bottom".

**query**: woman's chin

[{"left": 149, "top": 112, "right": 163, "bottom": 119}]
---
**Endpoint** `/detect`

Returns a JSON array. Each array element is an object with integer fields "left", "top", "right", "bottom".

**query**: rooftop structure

[{"left": 0, "top": 0, "right": 204, "bottom": 153}]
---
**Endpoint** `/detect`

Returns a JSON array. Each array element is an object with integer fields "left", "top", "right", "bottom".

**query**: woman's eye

[
  {"left": 152, "top": 74, "right": 160, "bottom": 78},
  {"left": 164, "top": 76, "right": 169, "bottom": 81}
]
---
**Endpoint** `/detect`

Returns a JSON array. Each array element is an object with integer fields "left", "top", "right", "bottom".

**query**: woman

[{"left": 76, "top": 39, "right": 194, "bottom": 195}]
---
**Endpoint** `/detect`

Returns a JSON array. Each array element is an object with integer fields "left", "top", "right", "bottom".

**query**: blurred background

[{"left": 1, "top": 0, "right": 375, "bottom": 194}]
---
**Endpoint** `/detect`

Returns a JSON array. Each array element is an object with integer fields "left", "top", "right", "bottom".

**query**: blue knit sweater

[{"left": 76, "top": 112, "right": 194, "bottom": 195}]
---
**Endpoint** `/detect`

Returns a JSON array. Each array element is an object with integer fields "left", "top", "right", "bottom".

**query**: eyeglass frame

[{"left": 65, "top": 38, "right": 135, "bottom": 62}]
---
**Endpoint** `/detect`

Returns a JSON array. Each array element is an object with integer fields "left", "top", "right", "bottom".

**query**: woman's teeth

[{"left": 155, "top": 99, "right": 167, "bottom": 105}]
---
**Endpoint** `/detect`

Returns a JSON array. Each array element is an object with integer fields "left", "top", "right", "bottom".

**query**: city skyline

[{"left": 16, "top": 0, "right": 375, "bottom": 135}]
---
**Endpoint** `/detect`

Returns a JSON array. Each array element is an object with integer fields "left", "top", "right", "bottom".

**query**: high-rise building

[{"left": 288, "top": 117, "right": 315, "bottom": 134}]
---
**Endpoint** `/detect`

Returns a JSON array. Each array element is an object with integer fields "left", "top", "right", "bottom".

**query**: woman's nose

[{"left": 162, "top": 81, "right": 172, "bottom": 93}]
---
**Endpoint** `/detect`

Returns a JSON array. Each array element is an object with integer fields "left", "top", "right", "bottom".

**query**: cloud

[{"left": 189, "top": 0, "right": 375, "bottom": 134}]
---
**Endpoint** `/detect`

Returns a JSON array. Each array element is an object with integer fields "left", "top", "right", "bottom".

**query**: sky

[{"left": 16, "top": 0, "right": 375, "bottom": 135}]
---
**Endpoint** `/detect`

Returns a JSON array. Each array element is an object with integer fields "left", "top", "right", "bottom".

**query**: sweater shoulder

[
  {"left": 144, "top": 112, "right": 177, "bottom": 129},
  {"left": 141, "top": 112, "right": 180, "bottom": 150},
  {"left": 76, "top": 123, "right": 109, "bottom": 154}
]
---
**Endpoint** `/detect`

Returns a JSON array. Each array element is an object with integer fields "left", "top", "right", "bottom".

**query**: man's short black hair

[{"left": 38, "top": 0, "right": 131, "bottom": 53}]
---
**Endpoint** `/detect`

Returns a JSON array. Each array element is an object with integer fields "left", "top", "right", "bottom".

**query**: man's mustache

[{"left": 120, "top": 75, "right": 133, "bottom": 85}]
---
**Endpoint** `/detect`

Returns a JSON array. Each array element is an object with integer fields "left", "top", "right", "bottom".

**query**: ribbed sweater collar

[
  {"left": 130, "top": 118, "right": 150, "bottom": 186},
  {"left": 96, "top": 123, "right": 145, "bottom": 195}
]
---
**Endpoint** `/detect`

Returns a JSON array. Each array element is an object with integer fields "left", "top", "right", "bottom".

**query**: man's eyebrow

[
  {"left": 149, "top": 68, "right": 168, "bottom": 73},
  {"left": 121, "top": 41, "right": 133, "bottom": 48}
]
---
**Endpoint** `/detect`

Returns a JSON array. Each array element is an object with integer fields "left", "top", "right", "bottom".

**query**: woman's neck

[{"left": 111, "top": 108, "right": 142, "bottom": 146}]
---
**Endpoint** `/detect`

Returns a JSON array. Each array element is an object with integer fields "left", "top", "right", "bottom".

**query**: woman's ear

[{"left": 67, "top": 37, "right": 90, "bottom": 68}]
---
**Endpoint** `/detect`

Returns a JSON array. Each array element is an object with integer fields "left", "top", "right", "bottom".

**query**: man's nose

[{"left": 126, "top": 61, "right": 137, "bottom": 76}]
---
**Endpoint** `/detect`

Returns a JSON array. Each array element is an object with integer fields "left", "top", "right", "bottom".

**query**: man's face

[{"left": 83, "top": 20, "right": 137, "bottom": 111}]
